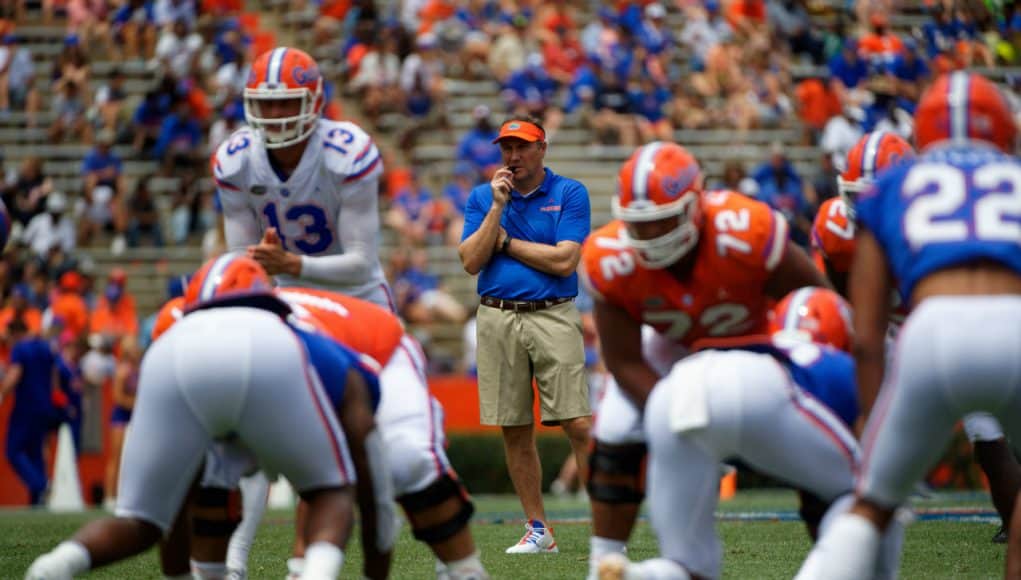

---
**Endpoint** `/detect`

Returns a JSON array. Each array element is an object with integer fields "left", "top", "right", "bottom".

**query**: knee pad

[
  {"left": 587, "top": 441, "right": 647, "bottom": 504},
  {"left": 397, "top": 473, "right": 475, "bottom": 544},
  {"left": 192, "top": 487, "right": 242, "bottom": 538}
]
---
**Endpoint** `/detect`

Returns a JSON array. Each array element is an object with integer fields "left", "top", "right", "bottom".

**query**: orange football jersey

[
  {"left": 582, "top": 190, "right": 788, "bottom": 346},
  {"left": 151, "top": 296, "right": 186, "bottom": 343},
  {"left": 275, "top": 287, "right": 405, "bottom": 370},
  {"left": 811, "top": 197, "right": 856, "bottom": 275}
]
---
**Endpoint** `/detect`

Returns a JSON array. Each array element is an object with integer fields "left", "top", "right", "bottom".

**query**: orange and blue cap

[{"left": 492, "top": 120, "right": 545, "bottom": 144}]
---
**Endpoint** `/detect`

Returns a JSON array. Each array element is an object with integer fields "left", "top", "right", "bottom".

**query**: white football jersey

[{"left": 214, "top": 118, "right": 393, "bottom": 308}]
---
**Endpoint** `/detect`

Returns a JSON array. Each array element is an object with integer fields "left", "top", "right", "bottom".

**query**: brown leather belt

[{"left": 480, "top": 296, "right": 572, "bottom": 313}]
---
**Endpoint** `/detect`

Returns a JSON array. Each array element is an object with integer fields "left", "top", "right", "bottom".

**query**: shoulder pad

[
  {"left": 211, "top": 128, "right": 255, "bottom": 192},
  {"left": 318, "top": 120, "right": 383, "bottom": 183}
]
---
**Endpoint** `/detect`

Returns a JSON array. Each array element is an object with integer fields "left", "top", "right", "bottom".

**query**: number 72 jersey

[
  {"left": 581, "top": 190, "right": 790, "bottom": 347},
  {"left": 857, "top": 145, "right": 1021, "bottom": 300}
]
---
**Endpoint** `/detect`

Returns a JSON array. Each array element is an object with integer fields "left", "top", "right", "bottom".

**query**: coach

[{"left": 458, "top": 116, "right": 591, "bottom": 553}]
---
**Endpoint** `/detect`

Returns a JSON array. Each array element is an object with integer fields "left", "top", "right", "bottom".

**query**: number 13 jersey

[
  {"left": 213, "top": 119, "right": 390, "bottom": 306},
  {"left": 581, "top": 190, "right": 789, "bottom": 347},
  {"left": 857, "top": 144, "right": 1021, "bottom": 300}
]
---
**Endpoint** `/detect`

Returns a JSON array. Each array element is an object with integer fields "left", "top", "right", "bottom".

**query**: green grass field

[{"left": 0, "top": 490, "right": 1007, "bottom": 579}]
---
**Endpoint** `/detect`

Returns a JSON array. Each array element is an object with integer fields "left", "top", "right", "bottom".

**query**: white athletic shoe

[{"left": 505, "top": 519, "right": 558, "bottom": 554}]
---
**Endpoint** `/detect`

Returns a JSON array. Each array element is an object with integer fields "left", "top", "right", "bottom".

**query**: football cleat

[{"left": 505, "top": 519, "right": 558, "bottom": 554}]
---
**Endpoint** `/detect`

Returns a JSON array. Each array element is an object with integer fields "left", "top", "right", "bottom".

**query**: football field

[{"left": 0, "top": 490, "right": 1007, "bottom": 579}]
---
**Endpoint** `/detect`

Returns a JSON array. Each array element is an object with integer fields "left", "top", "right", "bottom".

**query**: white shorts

[
  {"left": 593, "top": 326, "right": 688, "bottom": 445},
  {"left": 858, "top": 296, "right": 1021, "bottom": 508},
  {"left": 201, "top": 334, "right": 452, "bottom": 499},
  {"left": 116, "top": 307, "right": 356, "bottom": 532},
  {"left": 377, "top": 335, "right": 452, "bottom": 497},
  {"left": 644, "top": 350, "right": 859, "bottom": 578}
]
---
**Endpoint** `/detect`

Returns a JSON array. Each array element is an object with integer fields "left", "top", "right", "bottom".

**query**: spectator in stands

[
  {"left": 588, "top": 63, "right": 635, "bottom": 146},
  {"left": 386, "top": 168, "right": 444, "bottom": 246},
  {"left": 442, "top": 161, "right": 476, "bottom": 246},
  {"left": 399, "top": 32, "right": 448, "bottom": 150},
  {"left": 152, "top": 98, "right": 204, "bottom": 173},
  {"left": 52, "top": 36, "right": 90, "bottom": 101},
  {"left": 130, "top": 88, "right": 172, "bottom": 155},
  {"left": 809, "top": 150, "right": 840, "bottom": 204},
  {"left": 46, "top": 269, "right": 89, "bottom": 340},
  {"left": 488, "top": 14, "right": 535, "bottom": 83},
  {"left": 629, "top": 75, "right": 673, "bottom": 144},
  {"left": 0, "top": 284, "right": 42, "bottom": 335},
  {"left": 90, "top": 66, "right": 128, "bottom": 134},
  {"left": 768, "top": 0, "right": 821, "bottom": 64},
  {"left": 67, "top": 0, "right": 113, "bottom": 56},
  {"left": 125, "top": 175, "right": 164, "bottom": 248},
  {"left": 827, "top": 39, "right": 868, "bottom": 99},
  {"left": 794, "top": 71, "right": 842, "bottom": 144},
  {"left": 79, "top": 129, "right": 128, "bottom": 250},
  {"left": 752, "top": 142, "right": 813, "bottom": 245},
  {"left": 712, "top": 159, "right": 748, "bottom": 193},
  {"left": 48, "top": 81, "right": 91, "bottom": 144},
  {"left": 154, "top": 0, "right": 196, "bottom": 29},
  {"left": 23, "top": 192, "right": 76, "bottom": 258},
  {"left": 0, "top": 35, "right": 41, "bottom": 123},
  {"left": 635, "top": 2, "right": 673, "bottom": 82},
  {"left": 391, "top": 246, "right": 467, "bottom": 325},
  {"left": 857, "top": 12, "right": 904, "bottom": 68},
  {"left": 349, "top": 30, "right": 403, "bottom": 125},
  {"left": 111, "top": 0, "right": 157, "bottom": 60},
  {"left": 890, "top": 39, "right": 930, "bottom": 101},
  {"left": 2, "top": 157, "right": 52, "bottom": 229},
  {"left": 207, "top": 97, "right": 244, "bottom": 153},
  {"left": 105, "top": 334, "right": 139, "bottom": 507},
  {"left": 678, "top": 0, "right": 730, "bottom": 72},
  {"left": 820, "top": 105, "right": 864, "bottom": 167},
  {"left": 541, "top": 23, "right": 586, "bottom": 87},
  {"left": 154, "top": 18, "right": 203, "bottom": 79},
  {"left": 0, "top": 318, "right": 60, "bottom": 505},
  {"left": 89, "top": 267, "right": 138, "bottom": 343},
  {"left": 456, "top": 104, "right": 501, "bottom": 180}
]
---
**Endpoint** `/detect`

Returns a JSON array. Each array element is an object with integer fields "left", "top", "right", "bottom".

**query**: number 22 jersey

[
  {"left": 856, "top": 143, "right": 1021, "bottom": 300},
  {"left": 581, "top": 190, "right": 790, "bottom": 347}
]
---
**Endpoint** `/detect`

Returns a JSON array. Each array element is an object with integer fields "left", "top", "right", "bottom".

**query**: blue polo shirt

[{"left": 461, "top": 168, "right": 590, "bottom": 300}]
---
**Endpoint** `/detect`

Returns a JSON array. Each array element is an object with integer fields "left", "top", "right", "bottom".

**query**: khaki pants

[{"left": 476, "top": 300, "right": 590, "bottom": 426}]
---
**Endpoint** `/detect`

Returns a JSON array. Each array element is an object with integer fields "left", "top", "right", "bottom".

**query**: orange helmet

[
  {"left": 613, "top": 142, "right": 704, "bottom": 268},
  {"left": 184, "top": 254, "right": 273, "bottom": 308},
  {"left": 914, "top": 71, "right": 1017, "bottom": 153},
  {"left": 244, "top": 47, "right": 324, "bottom": 148},
  {"left": 769, "top": 287, "right": 853, "bottom": 353},
  {"left": 838, "top": 131, "right": 914, "bottom": 219}
]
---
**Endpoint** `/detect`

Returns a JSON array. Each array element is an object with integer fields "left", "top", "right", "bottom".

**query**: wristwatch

[{"left": 501, "top": 236, "right": 512, "bottom": 253}]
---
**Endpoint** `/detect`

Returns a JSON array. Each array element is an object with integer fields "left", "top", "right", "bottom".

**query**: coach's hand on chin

[{"left": 248, "top": 228, "right": 301, "bottom": 276}]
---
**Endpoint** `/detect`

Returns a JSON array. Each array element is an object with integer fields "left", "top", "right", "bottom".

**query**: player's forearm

[
  {"left": 458, "top": 209, "right": 502, "bottom": 275},
  {"left": 299, "top": 250, "right": 373, "bottom": 285},
  {"left": 505, "top": 239, "right": 580, "bottom": 278}
]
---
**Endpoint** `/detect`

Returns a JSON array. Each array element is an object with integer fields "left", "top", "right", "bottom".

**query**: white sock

[
  {"left": 227, "top": 471, "right": 270, "bottom": 574},
  {"left": 435, "top": 558, "right": 450, "bottom": 580},
  {"left": 287, "top": 557, "right": 305, "bottom": 579},
  {"left": 301, "top": 542, "right": 343, "bottom": 580},
  {"left": 589, "top": 537, "right": 627, "bottom": 580},
  {"left": 444, "top": 551, "right": 489, "bottom": 580},
  {"left": 26, "top": 541, "right": 91, "bottom": 579},
  {"left": 190, "top": 560, "right": 227, "bottom": 579},
  {"left": 630, "top": 558, "right": 692, "bottom": 580},
  {"left": 796, "top": 513, "right": 880, "bottom": 580}
]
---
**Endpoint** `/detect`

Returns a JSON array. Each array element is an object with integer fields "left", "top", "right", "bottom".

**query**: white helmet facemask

[{"left": 243, "top": 79, "right": 322, "bottom": 149}]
